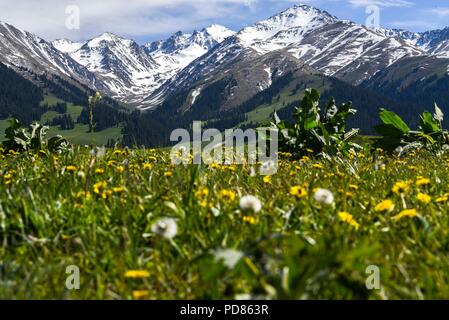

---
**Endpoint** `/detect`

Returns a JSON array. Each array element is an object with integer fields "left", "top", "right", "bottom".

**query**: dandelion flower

[
  {"left": 239, "top": 195, "right": 262, "bottom": 213},
  {"left": 132, "top": 290, "right": 149, "bottom": 300},
  {"left": 151, "top": 217, "right": 178, "bottom": 239},
  {"left": 392, "top": 181, "right": 410, "bottom": 195},
  {"left": 393, "top": 209, "right": 417, "bottom": 221},
  {"left": 374, "top": 199, "right": 395, "bottom": 213},
  {"left": 143, "top": 163, "right": 153, "bottom": 170},
  {"left": 124, "top": 270, "right": 150, "bottom": 278},
  {"left": 338, "top": 212, "right": 360, "bottom": 230},
  {"left": 243, "top": 216, "right": 257, "bottom": 225},
  {"left": 66, "top": 165, "right": 77, "bottom": 172},
  {"left": 313, "top": 188, "right": 334, "bottom": 205},
  {"left": 416, "top": 177, "right": 431, "bottom": 186},
  {"left": 93, "top": 181, "right": 108, "bottom": 195},
  {"left": 416, "top": 192, "right": 431, "bottom": 204},
  {"left": 220, "top": 189, "right": 236, "bottom": 202},
  {"left": 164, "top": 171, "right": 173, "bottom": 177},
  {"left": 195, "top": 188, "right": 209, "bottom": 198},
  {"left": 290, "top": 185, "right": 307, "bottom": 199}
]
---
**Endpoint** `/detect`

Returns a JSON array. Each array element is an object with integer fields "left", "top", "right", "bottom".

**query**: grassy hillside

[
  {"left": 1, "top": 95, "right": 124, "bottom": 145},
  {"left": 2, "top": 147, "right": 449, "bottom": 299}
]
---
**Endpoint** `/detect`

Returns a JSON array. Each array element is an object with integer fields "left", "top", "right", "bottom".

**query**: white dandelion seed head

[
  {"left": 260, "top": 160, "right": 277, "bottom": 175},
  {"left": 313, "top": 188, "right": 334, "bottom": 205},
  {"left": 151, "top": 217, "right": 178, "bottom": 239},
  {"left": 239, "top": 195, "right": 262, "bottom": 213},
  {"left": 77, "top": 171, "right": 86, "bottom": 179},
  {"left": 394, "top": 146, "right": 403, "bottom": 155},
  {"left": 214, "top": 249, "right": 244, "bottom": 269}
]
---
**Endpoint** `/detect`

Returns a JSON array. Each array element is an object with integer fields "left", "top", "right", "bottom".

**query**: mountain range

[{"left": 1, "top": 4, "right": 449, "bottom": 146}]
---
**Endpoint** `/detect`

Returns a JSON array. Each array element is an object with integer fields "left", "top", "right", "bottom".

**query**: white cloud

[
  {"left": 348, "top": 0, "right": 413, "bottom": 7},
  {"left": 429, "top": 7, "right": 449, "bottom": 16},
  {"left": 0, "top": 0, "right": 251, "bottom": 41}
]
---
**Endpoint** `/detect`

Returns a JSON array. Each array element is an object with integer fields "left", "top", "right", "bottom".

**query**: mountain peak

[
  {"left": 236, "top": 3, "right": 338, "bottom": 45},
  {"left": 87, "top": 32, "right": 126, "bottom": 47},
  {"left": 202, "top": 24, "right": 235, "bottom": 42}
]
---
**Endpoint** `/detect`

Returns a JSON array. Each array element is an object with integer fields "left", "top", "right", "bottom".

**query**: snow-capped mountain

[
  {"left": 53, "top": 25, "right": 235, "bottom": 105},
  {"left": 1, "top": 3, "right": 449, "bottom": 113},
  {"left": 144, "top": 25, "right": 235, "bottom": 92},
  {"left": 143, "top": 4, "right": 426, "bottom": 107},
  {"left": 56, "top": 32, "right": 164, "bottom": 104},
  {"left": 0, "top": 21, "right": 105, "bottom": 91},
  {"left": 376, "top": 27, "right": 449, "bottom": 58}
]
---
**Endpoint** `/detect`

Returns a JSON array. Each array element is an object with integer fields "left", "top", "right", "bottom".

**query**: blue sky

[{"left": 0, "top": 0, "right": 448, "bottom": 43}]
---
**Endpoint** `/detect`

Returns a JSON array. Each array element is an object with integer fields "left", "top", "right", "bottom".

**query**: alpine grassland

[
  {"left": 2, "top": 90, "right": 449, "bottom": 300},
  {"left": 2, "top": 145, "right": 449, "bottom": 299}
]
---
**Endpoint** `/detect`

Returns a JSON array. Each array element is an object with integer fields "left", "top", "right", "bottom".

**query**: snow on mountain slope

[
  {"left": 0, "top": 21, "right": 105, "bottom": 91},
  {"left": 144, "top": 25, "right": 235, "bottom": 89},
  {"left": 143, "top": 4, "right": 426, "bottom": 107},
  {"left": 376, "top": 27, "right": 449, "bottom": 58},
  {"left": 64, "top": 32, "right": 163, "bottom": 104},
  {"left": 58, "top": 25, "right": 235, "bottom": 106},
  {"left": 52, "top": 39, "right": 85, "bottom": 53},
  {"left": 236, "top": 4, "right": 337, "bottom": 49}
]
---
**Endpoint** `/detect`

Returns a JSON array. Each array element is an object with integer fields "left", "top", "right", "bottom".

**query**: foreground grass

[{"left": 1, "top": 147, "right": 449, "bottom": 299}]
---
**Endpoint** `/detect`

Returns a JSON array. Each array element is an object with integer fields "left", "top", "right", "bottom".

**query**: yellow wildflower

[
  {"left": 220, "top": 189, "right": 236, "bottom": 202},
  {"left": 436, "top": 196, "right": 448, "bottom": 203},
  {"left": 66, "top": 165, "right": 77, "bottom": 172},
  {"left": 312, "top": 163, "right": 323, "bottom": 169},
  {"left": 199, "top": 200, "right": 209, "bottom": 208},
  {"left": 290, "top": 185, "right": 307, "bottom": 198},
  {"left": 243, "top": 216, "right": 257, "bottom": 225},
  {"left": 195, "top": 188, "right": 209, "bottom": 198},
  {"left": 338, "top": 212, "right": 360, "bottom": 230},
  {"left": 113, "top": 187, "right": 126, "bottom": 193},
  {"left": 349, "top": 184, "right": 359, "bottom": 190},
  {"left": 374, "top": 199, "right": 395, "bottom": 213},
  {"left": 392, "top": 181, "right": 410, "bottom": 195},
  {"left": 116, "top": 165, "right": 125, "bottom": 173},
  {"left": 393, "top": 209, "right": 417, "bottom": 221},
  {"left": 4, "top": 173, "right": 13, "bottom": 185},
  {"left": 132, "top": 290, "right": 149, "bottom": 300},
  {"left": 416, "top": 192, "right": 431, "bottom": 204},
  {"left": 416, "top": 178, "right": 431, "bottom": 186},
  {"left": 143, "top": 163, "right": 153, "bottom": 170},
  {"left": 164, "top": 171, "right": 173, "bottom": 177},
  {"left": 263, "top": 176, "right": 271, "bottom": 184},
  {"left": 93, "top": 181, "right": 108, "bottom": 195},
  {"left": 95, "top": 168, "right": 105, "bottom": 174},
  {"left": 124, "top": 270, "right": 150, "bottom": 278}
]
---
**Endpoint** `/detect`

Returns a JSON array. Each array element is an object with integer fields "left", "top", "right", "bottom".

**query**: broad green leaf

[
  {"left": 419, "top": 111, "right": 439, "bottom": 134},
  {"left": 378, "top": 109, "right": 410, "bottom": 134}
]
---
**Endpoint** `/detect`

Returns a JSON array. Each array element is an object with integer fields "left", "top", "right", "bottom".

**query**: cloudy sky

[{"left": 0, "top": 0, "right": 447, "bottom": 43}]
